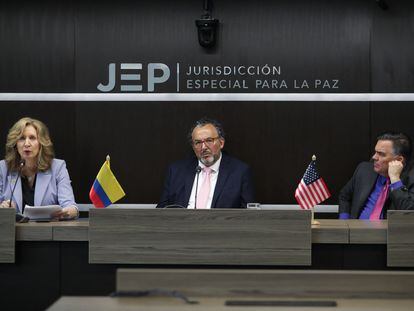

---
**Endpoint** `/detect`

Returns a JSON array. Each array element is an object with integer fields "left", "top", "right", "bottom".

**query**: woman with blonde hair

[{"left": 0, "top": 117, "right": 78, "bottom": 219}]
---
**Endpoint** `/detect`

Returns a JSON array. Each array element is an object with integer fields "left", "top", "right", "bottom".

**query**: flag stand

[
  {"left": 295, "top": 154, "right": 331, "bottom": 225},
  {"left": 311, "top": 207, "right": 320, "bottom": 225},
  {"left": 89, "top": 155, "right": 126, "bottom": 208}
]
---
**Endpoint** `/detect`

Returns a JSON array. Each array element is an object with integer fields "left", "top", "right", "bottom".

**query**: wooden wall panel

[
  {"left": 0, "top": 0, "right": 413, "bottom": 207},
  {"left": 0, "top": 1, "right": 75, "bottom": 92}
]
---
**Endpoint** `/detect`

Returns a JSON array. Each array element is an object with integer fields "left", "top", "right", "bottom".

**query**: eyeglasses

[{"left": 192, "top": 137, "right": 219, "bottom": 149}]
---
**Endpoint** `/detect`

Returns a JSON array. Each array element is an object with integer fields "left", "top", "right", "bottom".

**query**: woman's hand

[
  {"left": 0, "top": 200, "right": 16, "bottom": 208},
  {"left": 52, "top": 205, "right": 78, "bottom": 220}
]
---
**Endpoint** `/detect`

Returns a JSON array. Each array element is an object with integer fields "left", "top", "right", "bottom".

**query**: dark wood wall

[{"left": 0, "top": 0, "right": 413, "bottom": 205}]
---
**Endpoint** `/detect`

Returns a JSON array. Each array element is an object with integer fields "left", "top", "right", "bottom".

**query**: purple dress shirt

[{"left": 339, "top": 175, "right": 403, "bottom": 219}]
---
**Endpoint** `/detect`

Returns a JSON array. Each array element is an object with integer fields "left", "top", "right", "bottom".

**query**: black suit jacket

[
  {"left": 157, "top": 153, "right": 254, "bottom": 208},
  {"left": 339, "top": 161, "right": 414, "bottom": 218}
]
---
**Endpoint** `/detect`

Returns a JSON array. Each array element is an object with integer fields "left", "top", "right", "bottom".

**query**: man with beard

[
  {"left": 157, "top": 118, "right": 254, "bottom": 208},
  {"left": 339, "top": 132, "right": 414, "bottom": 219}
]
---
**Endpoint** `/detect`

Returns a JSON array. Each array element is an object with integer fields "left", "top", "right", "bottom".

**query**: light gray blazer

[{"left": 0, "top": 159, "right": 77, "bottom": 213}]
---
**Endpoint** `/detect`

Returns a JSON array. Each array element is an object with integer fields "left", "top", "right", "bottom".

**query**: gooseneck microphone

[
  {"left": 194, "top": 166, "right": 202, "bottom": 209},
  {"left": 9, "top": 159, "right": 25, "bottom": 208}
]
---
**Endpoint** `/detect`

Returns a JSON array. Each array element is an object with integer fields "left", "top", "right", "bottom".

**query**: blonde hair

[{"left": 5, "top": 117, "right": 55, "bottom": 172}]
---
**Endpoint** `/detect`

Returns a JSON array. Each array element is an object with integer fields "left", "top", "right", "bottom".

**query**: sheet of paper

[{"left": 23, "top": 205, "right": 62, "bottom": 220}]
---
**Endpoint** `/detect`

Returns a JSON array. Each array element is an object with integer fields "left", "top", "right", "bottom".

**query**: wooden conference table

[
  {"left": 1, "top": 208, "right": 414, "bottom": 311},
  {"left": 48, "top": 268, "right": 414, "bottom": 310}
]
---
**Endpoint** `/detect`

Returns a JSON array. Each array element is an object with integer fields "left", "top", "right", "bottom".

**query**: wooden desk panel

[
  {"left": 5, "top": 218, "right": 413, "bottom": 269},
  {"left": 6, "top": 218, "right": 395, "bottom": 246},
  {"left": 116, "top": 269, "right": 414, "bottom": 299},
  {"left": 0, "top": 209, "right": 15, "bottom": 263},
  {"left": 15, "top": 220, "right": 89, "bottom": 241},
  {"left": 48, "top": 296, "right": 414, "bottom": 311},
  {"left": 346, "top": 220, "right": 387, "bottom": 244},
  {"left": 53, "top": 221, "right": 89, "bottom": 241},
  {"left": 387, "top": 210, "right": 414, "bottom": 267},
  {"left": 16, "top": 222, "right": 54, "bottom": 241},
  {"left": 312, "top": 220, "right": 349, "bottom": 243},
  {"left": 89, "top": 209, "right": 312, "bottom": 265},
  {"left": 13, "top": 218, "right": 350, "bottom": 244}
]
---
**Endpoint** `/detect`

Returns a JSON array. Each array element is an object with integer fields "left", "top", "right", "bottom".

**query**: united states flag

[{"left": 295, "top": 160, "right": 331, "bottom": 209}]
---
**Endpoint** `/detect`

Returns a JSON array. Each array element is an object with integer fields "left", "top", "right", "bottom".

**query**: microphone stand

[
  {"left": 9, "top": 159, "right": 25, "bottom": 208},
  {"left": 10, "top": 160, "right": 29, "bottom": 223}
]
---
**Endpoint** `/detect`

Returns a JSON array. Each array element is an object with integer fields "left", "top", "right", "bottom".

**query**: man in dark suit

[
  {"left": 339, "top": 132, "right": 414, "bottom": 219},
  {"left": 157, "top": 118, "right": 254, "bottom": 208}
]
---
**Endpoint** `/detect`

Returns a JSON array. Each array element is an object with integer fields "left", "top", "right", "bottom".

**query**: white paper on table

[{"left": 23, "top": 205, "right": 62, "bottom": 220}]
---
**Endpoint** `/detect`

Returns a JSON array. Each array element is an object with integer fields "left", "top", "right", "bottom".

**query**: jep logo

[{"left": 97, "top": 63, "right": 171, "bottom": 92}]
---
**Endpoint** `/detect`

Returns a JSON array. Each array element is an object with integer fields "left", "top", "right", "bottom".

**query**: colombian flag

[{"left": 89, "top": 157, "right": 125, "bottom": 208}]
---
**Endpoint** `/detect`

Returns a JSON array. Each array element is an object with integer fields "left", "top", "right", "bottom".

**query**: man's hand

[
  {"left": 0, "top": 200, "right": 16, "bottom": 208},
  {"left": 388, "top": 160, "right": 404, "bottom": 183}
]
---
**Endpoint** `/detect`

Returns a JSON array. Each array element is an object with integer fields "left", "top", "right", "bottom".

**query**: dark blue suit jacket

[{"left": 157, "top": 153, "right": 254, "bottom": 208}]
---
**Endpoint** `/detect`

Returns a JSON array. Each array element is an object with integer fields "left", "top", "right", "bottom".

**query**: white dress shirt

[{"left": 187, "top": 154, "right": 222, "bottom": 209}]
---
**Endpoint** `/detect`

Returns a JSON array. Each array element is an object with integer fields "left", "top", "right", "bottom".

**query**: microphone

[
  {"left": 9, "top": 159, "right": 25, "bottom": 208},
  {"left": 194, "top": 166, "right": 202, "bottom": 209}
]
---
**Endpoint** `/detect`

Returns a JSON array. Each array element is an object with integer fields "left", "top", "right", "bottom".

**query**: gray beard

[
  {"left": 200, "top": 155, "right": 215, "bottom": 166},
  {"left": 199, "top": 151, "right": 221, "bottom": 167}
]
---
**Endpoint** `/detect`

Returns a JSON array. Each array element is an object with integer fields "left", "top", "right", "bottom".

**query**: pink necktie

[
  {"left": 370, "top": 178, "right": 390, "bottom": 220},
  {"left": 196, "top": 167, "right": 212, "bottom": 209}
]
